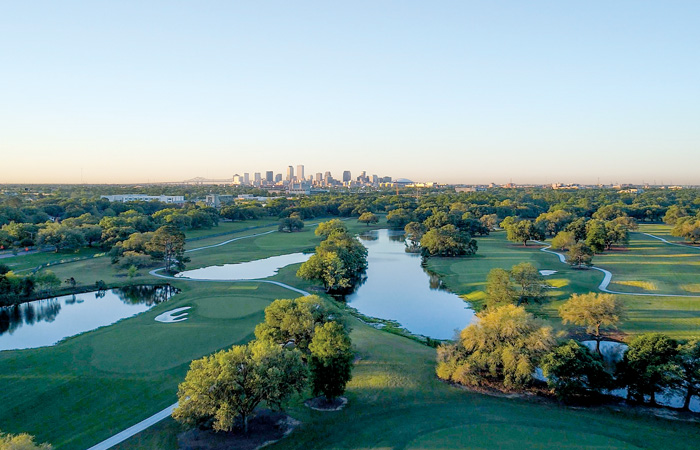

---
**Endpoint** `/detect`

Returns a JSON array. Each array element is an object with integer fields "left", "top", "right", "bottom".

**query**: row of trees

[
  {"left": 173, "top": 296, "right": 353, "bottom": 433},
  {"left": 438, "top": 291, "right": 699, "bottom": 410},
  {"left": 108, "top": 225, "right": 188, "bottom": 273},
  {"left": 0, "top": 265, "right": 62, "bottom": 305}
]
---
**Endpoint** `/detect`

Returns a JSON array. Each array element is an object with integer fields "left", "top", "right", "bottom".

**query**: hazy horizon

[{"left": 2, "top": 1, "right": 699, "bottom": 185}]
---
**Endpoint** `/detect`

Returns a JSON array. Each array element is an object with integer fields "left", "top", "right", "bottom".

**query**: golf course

[{"left": 2, "top": 217, "right": 700, "bottom": 449}]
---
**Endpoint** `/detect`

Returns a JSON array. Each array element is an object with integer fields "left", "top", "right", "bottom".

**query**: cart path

[{"left": 532, "top": 240, "right": 700, "bottom": 298}]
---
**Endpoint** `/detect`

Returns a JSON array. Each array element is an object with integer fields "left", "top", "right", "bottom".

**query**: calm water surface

[
  {"left": 0, "top": 285, "right": 175, "bottom": 351},
  {"left": 176, "top": 253, "right": 311, "bottom": 280},
  {"left": 346, "top": 229, "right": 475, "bottom": 340}
]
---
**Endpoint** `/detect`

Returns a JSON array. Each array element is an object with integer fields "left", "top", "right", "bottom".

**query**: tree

[
  {"left": 0, "top": 432, "right": 52, "bottom": 450},
  {"left": 386, "top": 209, "right": 414, "bottom": 229},
  {"left": 146, "top": 225, "right": 188, "bottom": 273},
  {"left": 559, "top": 293, "right": 625, "bottom": 354},
  {"left": 485, "top": 268, "right": 516, "bottom": 309},
  {"left": 173, "top": 340, "right": 307, "bottom": 434},
  {"left": 296, "top": 251, "right": 350, "bottom": 292},
  {"left": 504, "top": 219, "right": 544, "bottom": 246},
  {"left": 315, "top": 219, "right": 347, "bottom": 238},
  {"left": 420, "top": 225, "right": 477, "bottom": 257},
  {"left": 566, "top": 242, "right": 594, "bottom": 268},
  {"left": 436, "top": 304, "right": 555, "bottom": 388},
  {"left": 34, "top": 270, "right": 60, "bottom": 295},
  {"left": 278, "top": 217, "right": 304, "bottom": 232},
  {"left": 127, "top": 265, "right": 138, "bottom": 278},
  {"left": 404, "top": 221, "right": 425, "bottom": 251},
  {"left": 676, "top": 340, "right": 700, "bottom": 411},
  {"left": 309, "top": 321, "right": 353, "bottom": 401},
  {"left": 585, "top": 219, "right": 607, "bottom": 253},
  {"left": 616, "top": 333, "right": 679, "bottom": 405},
  {"left": 551, "top": 231, "right": 576, "bottom": 250},
  {"left": 510, "top": 262, "right": 545, "bottom": 305},
  {"left": 664, "top": 205, "right": 688, "bottom": 226},
  {"left": 671, "top": 217, "right": 700, "bottom": 244},
  {"left": 357, "top": 212, "right": 378, "bottom": 226},
  {"left": 254, "top": 295, "right": 339, "bottom": 353},
  {"left": 542, "top": 340, "right": 612, "bottom": 402},
  {"left": 480, "top": 214, "right": 499, "bottom": 231}
]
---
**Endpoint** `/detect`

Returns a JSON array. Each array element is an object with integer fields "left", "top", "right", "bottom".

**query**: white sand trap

[
  {"left": 155, "top": 307, "right": 191, "bottom": 323},
  {"left": 539, "top": 270, "right": 557, "bottom": 276}
]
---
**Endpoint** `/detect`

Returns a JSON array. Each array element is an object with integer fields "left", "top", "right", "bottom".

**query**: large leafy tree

[
  {"left": 309, "top": 321, "right": 354, "bottom": 401},
  {"left": 566, "top": 242, "right": 594, "bottom": 268},
  {"left": 615, "top": 333, "right": 679, "bottom": 405},
  {"left": 314, "top": 219, "right": 347, "bottom": 238},
  {"left": 357, "top": 212, "right": 378, "bottom": 226},
  {"left": 436, "top": 305, "right": 555, "bottom": 388},
  {"left": 254, "top": 295, "right": 339, "bottom": 353},
  {"left": 542, "top": 340, "right": 612, "bottom": 402},
  {"left": 503, "top": 219, "right": 545, "bottom": 246},
  {"left": 173, "top": 340, "right": 307, "bottom": 434},
  {"left": 559, "top": 293, "right": 625, "bottom": 354},
  {"left": 485, "top": 268, "right": 516, "bottom": 309},
  {"left": 510, "top": 262, "right": 545, "bottom": 305},
  {"left": 146, "top": 225, "right": 188, "bottom": 273},
  {"left": 420, "top": 224, "right": 477, "bottom": 257},
  {"left": 676, "top": 340, "right": 700, "bottom": 411}
]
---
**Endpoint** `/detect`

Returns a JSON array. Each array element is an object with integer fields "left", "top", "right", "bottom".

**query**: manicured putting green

[
  {"left": 406, "top": 424, "right": 642, "bottom": 450},
  {"left": 194, "top": 292, "right": 273, "bottom": 319}
]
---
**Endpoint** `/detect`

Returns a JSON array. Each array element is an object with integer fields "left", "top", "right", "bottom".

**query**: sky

[{"left": 1, "top": 1, "right": 699, "bottom": 185}]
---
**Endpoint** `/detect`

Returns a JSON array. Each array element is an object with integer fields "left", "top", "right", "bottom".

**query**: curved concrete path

[
  {"left": 532, "top": 239, "right": 700, "bottom": 298},
  {"left": 85, "top": 274, "right": 310, "bottom": 450},
  {"left": 641, "top": 232, "right": 700, "bottom": 250}
]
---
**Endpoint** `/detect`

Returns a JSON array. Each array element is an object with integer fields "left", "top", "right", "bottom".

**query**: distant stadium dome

[{"left": 395, "top": 178, "right": 413, "bottom": 184}]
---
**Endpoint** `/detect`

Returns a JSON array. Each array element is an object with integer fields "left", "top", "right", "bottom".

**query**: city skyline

[{"left": 2, "top": 2, "right": 699, "bottom": 185}]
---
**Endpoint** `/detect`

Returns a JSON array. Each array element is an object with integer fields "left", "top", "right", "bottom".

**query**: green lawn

[
  {"left": 2, "top": 247, "right": 104, "bottom": 273},
  {"left": 116, "top": 319, "right": 700, "bottom": 450},
  {"left": 426, "top": 225, "right": 700, "bottom": 339},
  {"left": 4, "top": 218, "right": 700, "bottom": 449},
  {"left": 184, "top": 218, "right": 278, "bottom": 241}
]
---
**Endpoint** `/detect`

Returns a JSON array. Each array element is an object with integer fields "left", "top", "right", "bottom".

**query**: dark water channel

[
  {"left": 0, "top": 285, "right": 176, "bottom": 351},
  {"left": 346, "top": 229, "right": 475, "bottom": 340}
]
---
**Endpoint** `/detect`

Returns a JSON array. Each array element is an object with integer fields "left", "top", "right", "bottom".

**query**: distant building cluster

[
  {"left": 230, "top": 164, "right": 397, "bottom": 193},
  {"left": 101, "top": 194, "right": 185, "bottom": 203}
]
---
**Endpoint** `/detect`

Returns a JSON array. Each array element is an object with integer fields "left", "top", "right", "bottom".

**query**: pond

[
  {"left": 578, "top": 340, "right": 699, "bottom": 412},
  {"left": 0, "top": 285, "right": 176, "bottom": 351},
  {"left": 176, "top": 253, "right": 311, "bottom": 280},
  {"left": 345, "top": 229, "right": 475, "bottom": 340}
]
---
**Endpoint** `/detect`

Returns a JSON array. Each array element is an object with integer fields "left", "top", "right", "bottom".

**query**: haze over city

[{"left": 1, "top": 1, "right": 699, "bottom": 185}]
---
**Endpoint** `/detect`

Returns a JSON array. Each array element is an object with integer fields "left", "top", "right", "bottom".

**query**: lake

[
  {"left": 0, "top": 285, "right": 176, "bottom": 351},
  {"left": 176, "top": 253, "right": 311, "bottom": 280},
  {"left": 346, "top": 229, "right": 475, "bottom": 340}
]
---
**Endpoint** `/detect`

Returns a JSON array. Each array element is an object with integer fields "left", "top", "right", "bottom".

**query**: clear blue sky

[{"left": 1, "top": 1, "right": 699, "bottom": 184}]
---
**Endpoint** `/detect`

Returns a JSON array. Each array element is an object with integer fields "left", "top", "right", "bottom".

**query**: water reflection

[
  {"left": 176, "top": 253, "right": 311, "bottom": 280},
  {"left": 345, "top": 229, "right": 475, "bottom": 340},
  {"left": 0, "top": 286, "right": 175, "bottom": 351}
]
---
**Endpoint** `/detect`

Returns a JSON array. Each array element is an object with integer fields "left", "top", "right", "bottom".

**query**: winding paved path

[
  {"left": 533, "top": 236, "right": 700, "bottom": 298},
  {"left": 89, "top": 231, "right": 313, "bottom": 450},
  {"left": 641, "top": 232, "right": 700, "bottom": 250}
]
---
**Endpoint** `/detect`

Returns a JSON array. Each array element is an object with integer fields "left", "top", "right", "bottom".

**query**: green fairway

[
  {"left": 114, "top": 320, "right": 700, "bottom": 450},
  {"left": 184, "top": 218, "right": 278, "bottom": 240},
  {"left": 4, "top": 217, "right": 700, "bottom": 449}
]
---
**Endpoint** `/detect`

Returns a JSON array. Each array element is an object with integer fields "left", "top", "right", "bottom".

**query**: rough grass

[{"left": 611, "top": 280, "right": 658, "bottom": 291}]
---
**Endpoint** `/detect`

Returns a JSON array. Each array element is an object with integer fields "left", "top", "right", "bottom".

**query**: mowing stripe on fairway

[{"left": 532, "top": 240, "right": 700, "bottom": 298}]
